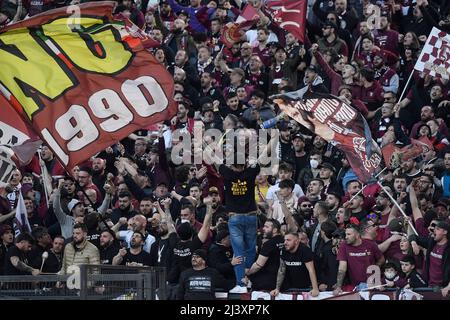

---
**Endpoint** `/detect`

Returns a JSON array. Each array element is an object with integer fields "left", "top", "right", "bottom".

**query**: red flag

[
  {"left": 382, "top": 137, "right": 434, "bottom": 169},
  {"left": 221, "top": 4, "right": 259, "bottom": 48},
  {"left": 0, "top": 2, "right": 177, "bottom": 170},
  {"left": 266, "top": 0, "right": 307, "bottom": 43},
  {"left": 275, "top": 94, "right": 382, "bottom": 184}
]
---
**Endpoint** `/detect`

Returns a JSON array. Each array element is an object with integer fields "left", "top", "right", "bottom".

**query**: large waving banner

[
  {"left": 274, "top": 95, "right": 382, "bottom": 183},
  {"left": 0, "top": 2, "right": 176, "bottom": 169}
]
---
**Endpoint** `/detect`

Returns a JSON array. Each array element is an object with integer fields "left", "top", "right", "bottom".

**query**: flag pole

[
  {"left": 37, "top": 149, "right": 50, "bottom": 208},
  {"left": 398, "top": 70, "right": 414, "bottom": 103},
  {"left": 377, "top": 181, "right": 418, "bottom": 236}
]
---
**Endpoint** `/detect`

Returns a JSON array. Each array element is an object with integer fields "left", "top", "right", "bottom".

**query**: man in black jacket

[
  {"left": 409, "top": 221, "right": 450, "bottom": 297},
  {"left": 177, "top": 249, "right": 233, "bottom": 300},
  {"left": 207, "top": 229, "right": 239, "bottom": 283}
]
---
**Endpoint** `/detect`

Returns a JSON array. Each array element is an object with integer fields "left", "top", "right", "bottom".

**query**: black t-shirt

[
  {"left": 4, "top": 246, "right": 31, "bottom": 275},
  {"left": 177, "top": 267, "right": 229, "bottom": 300},
  {"left": 250, "top": 234, "right": 284, "bottom": 291},
  {"left": 168, "top": 235, "right": 203, "bottom": 284},
  {"left": 219, "top": 164, "right": 260, "bottom": 213},
  {"left": 281, "top": 244, "right": 314, "bottom": 291},
  {"left": 294, "top": 154, "right": 309, "bottom": 182},
  {"left": 100, "top": 242, "right": 121, "bottom": 265},
  {"left": 150, "top": 232, "right": 178, "bottom": 268},
  {"left": 120, "top": 249, "right": 152, "bottom": 267}
]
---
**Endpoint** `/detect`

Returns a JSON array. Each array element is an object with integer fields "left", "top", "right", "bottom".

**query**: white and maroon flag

[
  {"left": 415, "top": 27, "right": 450, "bottom": 79},
  {"left": 265, "top": 0, "right": 307, "bottom": 43}
]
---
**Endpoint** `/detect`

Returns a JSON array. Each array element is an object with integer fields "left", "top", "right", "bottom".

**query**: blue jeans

[{"left": 228, "top": 214, "right": 257, "bottom": 287}]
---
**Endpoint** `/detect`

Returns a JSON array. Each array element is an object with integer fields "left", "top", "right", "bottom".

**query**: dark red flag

[{"left": 266, "top": 0, "right": 307, "bottom": 43}]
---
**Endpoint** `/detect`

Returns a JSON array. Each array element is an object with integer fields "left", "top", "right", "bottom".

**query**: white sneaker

[
  {"left": 246, "top": 280, "right": 252, "bottom": 289},
  {"left": 229, "top": 285, "right": 248, "bottom": 294}
]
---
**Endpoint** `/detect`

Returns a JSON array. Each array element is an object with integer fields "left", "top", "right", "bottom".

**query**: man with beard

[
  {"left": 149, "top": 198, "right": 177, "bottom": 268},
  {"left": 113, "top": 231, "right": 152, "bottom": 267},
  {"left": 289, "top": 133, "right": 308, "bottom": 182},
  {"left": 325, "top": 192, "right": 341, "bottom": 218},
  {"left": 399, "top": 158, "right": 421, "bottom": 184},
  {"left": 4, "top": 232, "right": 40, "bottom": 276},
  {"left": 333, "top": 224, "right": 385, "bottom": 294},
  {"left": 220, "top": 93, "right": 244, "bottom": 118},
  {"left": 47, "top": 236, "right": 64, "bottom": 273},
  {"left": 246, "top": 219, "right": 285, "bottom": 292},
  {"left": 270, "top": 232, "right": 320, "bottom": 297},
  {"left": 172, "top": 102, "right": 194, "bottom": 132},
  {"left": 109, "top": 191, "right": 138, "bottom": 225},
  {"left": 199, "top": 72, "right": 224, "bottom": 107},
  {"left": 91, "top": 158, "right": 108, "bottom": 198},
  {"left": 177, "top": 248, "right": 233, "bottom": 300},
  {"left": 114, "top": 214, "right": 155, "bottom": 254},
  {"left": 409, "top": 221, "right": 450, "bottom": 297},
  {"left": 374, "top": 192, "right": 393, "bottom": 242},
  {"left": 372, "top": 12, "right": 400, "bottom": 55},
  {"left": 373, "top": 53, "right": 399, "bottom": 94},
  {"left": 59, "top": 223, "right": 100, "bottom": 274},
  {"left": 410, "top": 105, "right": 449, "bottom": 139},
  {"left": 168, "top": 49, "right": 199, "bottom": 88},
  {"left": 99, "top": 230, "right": 120, "bottom": 265},
  {"left": 297, "top": 199, "right": 313, "bottom": 230}
]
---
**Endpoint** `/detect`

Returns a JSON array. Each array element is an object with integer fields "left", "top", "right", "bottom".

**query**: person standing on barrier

[
  {"left": 270, "top": 232, "right": 320, "bottom": 298},
  {"left": 59, "top": 223, "right": 100, "bottom": 275},
  {"left": 219, "top": 160, "right": 260, "bottom": 294},
  {"left": 4, "top": 232, "right": 40, "bottom": 276},
  {"left": 245, "top": 219, "right": 284, "bottom": 292}
]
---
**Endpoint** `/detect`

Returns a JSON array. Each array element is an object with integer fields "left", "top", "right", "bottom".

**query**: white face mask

[
  {"left": 310, "top": 159, "right": 319, "bottom": 169},
  {"left": 181, "top": 219, "right": 190, "bottom": 224},
  {"left": 384, "top": 271, "right": 396, "bottom": 280}
]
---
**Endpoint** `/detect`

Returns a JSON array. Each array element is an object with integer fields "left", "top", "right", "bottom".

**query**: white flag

[
  {"left": 13, "top": 190, "right": 32, "bottom": 236},
  {"left": 415, "top": 27, "right": 450, "bottom": 79}
]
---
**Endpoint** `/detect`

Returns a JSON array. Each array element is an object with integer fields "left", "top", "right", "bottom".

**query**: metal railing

[{"left": 0, "top": 265, "right": 167, "bottom": 300}]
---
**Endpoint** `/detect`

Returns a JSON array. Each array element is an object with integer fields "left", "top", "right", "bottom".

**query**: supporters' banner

[
  {"left": 415, "top": 27, "right": 450, "bottom": 79},
  {"left": 0, "top": 2, "right": 176, "bottom": 169},
  {"left": 221, "top": 4, "right": 259, "bottom": 48},
  {"left": 381, "top": 137, "right": 433, "bottom": 169},
  {"left": 274, "top": 95, "right": 382, "bottom": 183},
  {"left": 265, "top": 0, "right": 307, "bottom": 43}
]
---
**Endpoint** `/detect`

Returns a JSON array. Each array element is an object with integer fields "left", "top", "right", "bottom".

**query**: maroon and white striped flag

[{"left": 415, "top": 27, "right": 450, "bottom": 79}]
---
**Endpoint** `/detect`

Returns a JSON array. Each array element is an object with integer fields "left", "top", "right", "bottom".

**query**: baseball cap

[
  {"left": 319, "top": 162, "right": 336, "bottom": 172},
  {"left": 292, "top": 133, "right": 305, "bottom": 141},
  {"left": 306, "top": 64, "right": 320, "bottom": 73},
  {"left": 192, "top": 249, "right": 208, "bottom": 261},
  {"left": 436, "top": 221, "right": 450, "bottom": 232},
  {"left": 67, "top": 199, "right": 81, "bottom": 212},
  {"left": 208, "top": 186, "right": 219, "bottom": 195}
]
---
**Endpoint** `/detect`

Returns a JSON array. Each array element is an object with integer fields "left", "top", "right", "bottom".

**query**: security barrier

[{"left": 0, "top": 265, "right": 166, "bottom": 300}]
